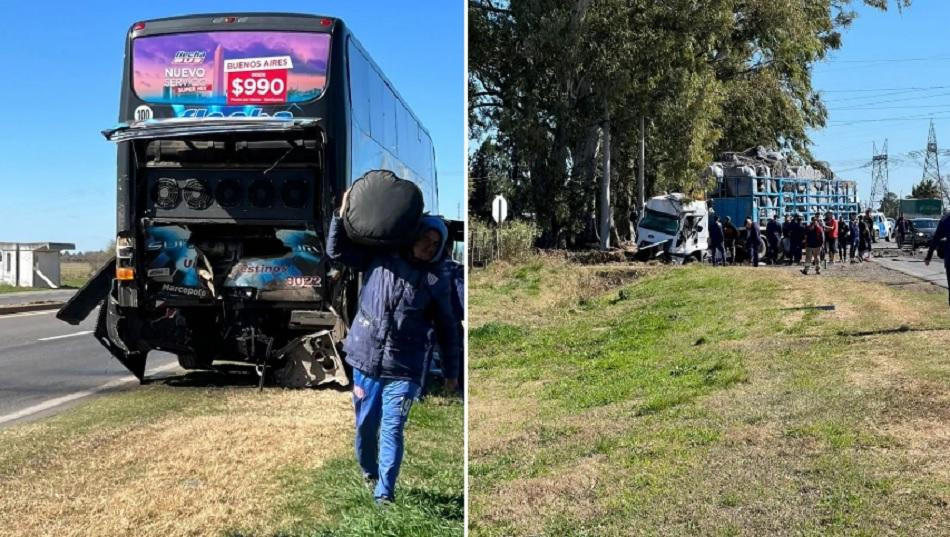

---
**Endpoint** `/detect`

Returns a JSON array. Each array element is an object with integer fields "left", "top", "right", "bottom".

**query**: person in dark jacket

[
  {"left": 859, "top": 216, "right": 873, "bottom": 261},
  {"left": 708, "top": 214, "right": 726, "bottom": 266},
  {"left": 789, "top": 215, "right": 806, "bottom": 265},
  {"left": 722, "top": 216, "right": 738, "bottom": 265},
  {"left": 327, "top": 196, "right": 461, "bottom": 505},
  {"left": 849, "top": 215, "right": 861, "bottom": 263},
  {"left": 895, "top": 215, "right": 908, "bottom": 249},
  {"left": 765, "top": 215, "right": 782, "bottom": 265},
  {"left": 923, "top": 213, "right": 950, "bottom": 308},
  {"left": 802, "top": 216, "right": 825, "bottom": 275},
  {"left": 782, "top": 215, "right": 794, "bottom": 264},
  {"left": 838, "top": 214, "right": 851, "bottom": 263},
  {"left": 745, "top": 217, "right": 762, "bottom": 267}
]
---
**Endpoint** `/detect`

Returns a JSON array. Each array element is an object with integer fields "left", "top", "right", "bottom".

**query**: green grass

[
  {"left": 261, "top": 395, "right": 464, "bottom": 537},
  {"left": 0, "top": 284, "right": 45, "bottom": 294},
  {"left": 0, "top": 378, "right": 463, "bottom": 536},
  {"left": 469, "top": 259, "right": 950, "bottom": 536}
]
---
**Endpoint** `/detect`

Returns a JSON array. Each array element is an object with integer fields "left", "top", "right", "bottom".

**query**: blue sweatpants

[{"left": 352, "top": 368, "right": 421, "bottom": 501}]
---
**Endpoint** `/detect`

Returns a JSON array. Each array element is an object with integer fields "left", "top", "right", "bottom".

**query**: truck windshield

[
  {"left": 132, "top": 31, "right": 330, "bottom": 105},
  {"left": 640, "top": 208, "right": 680, "bottom": 235}
]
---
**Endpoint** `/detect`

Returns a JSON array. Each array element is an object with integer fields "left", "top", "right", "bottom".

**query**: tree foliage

[
  {"left": 911, "top": 178, "right": 943, "bottom": 199},
  {"left": 470, "top": 0, "right": 911, "bottom": 246}
]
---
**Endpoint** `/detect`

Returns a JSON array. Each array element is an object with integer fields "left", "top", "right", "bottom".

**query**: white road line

[
  {"left": 0, "top": 310, "right": 57, "bottom": 320},
  {"left": 0, "top": 362, "right": 181, "bottom": 426},
  {"left": 37, "top": 330, "right": 93, "bottom": 342}
]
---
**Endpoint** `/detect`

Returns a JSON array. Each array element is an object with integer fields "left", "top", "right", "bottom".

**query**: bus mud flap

[
  {"left": 272, "top": 330, "right": 348, "bottom": 388},
  {"left": 56, "top": 257, "right": 116, "bottom": 325},
  {"left": 94, "top": 292, "right": 147, "bottom": 381}
]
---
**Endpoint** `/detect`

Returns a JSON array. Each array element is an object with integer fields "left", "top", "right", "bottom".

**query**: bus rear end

[{"left": 60, "top": 14, "right": 352, "bottom": 386}]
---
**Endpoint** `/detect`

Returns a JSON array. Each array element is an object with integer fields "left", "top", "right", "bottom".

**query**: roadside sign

[{"left": 492, "top": 195, "right": 508, "bottom": 224}]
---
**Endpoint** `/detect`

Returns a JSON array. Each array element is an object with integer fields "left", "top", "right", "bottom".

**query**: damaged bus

[{"left": 58, "top": 13, "right": 455, "bottom": 387}]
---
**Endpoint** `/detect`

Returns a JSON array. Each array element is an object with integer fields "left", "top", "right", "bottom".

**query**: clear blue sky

[
  {"left": 810, "top": 1, "right": 950, "bottom": 204},
  {"left": 0, "top": 1, "right": 463, "bottom": 251}
]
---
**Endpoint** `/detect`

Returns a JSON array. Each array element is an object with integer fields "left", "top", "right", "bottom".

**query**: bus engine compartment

[{"left": 61, "top": 129, "right": 352, "bottom": 388}]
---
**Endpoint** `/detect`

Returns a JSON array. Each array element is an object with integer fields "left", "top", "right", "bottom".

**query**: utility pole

[
  {"left": 599, "top": 112, "right": 611, "bottom": 250},
  {"left": 639, "top": 115, "right": 646, "bottom": 209},
  {"left": 921, "top": 120, "right": 950, "bottom": 206},
  {"left": 868, "top": 139, "right": 889, "bottom": 211}
]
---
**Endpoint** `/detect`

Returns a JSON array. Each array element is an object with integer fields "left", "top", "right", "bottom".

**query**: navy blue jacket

[
  {"left": 927, "top": 214, "right": 950, "bottom": 266},
  {"left": 747, "top": 222, "right": 761, "bottom": 247},
  {"left": 766, "top": 220, "right": 782, "bottom": 241},
  {"left": 326, "top": 215, "right": 461, "bottom": 383},
  {"left": 708, "top": 219, "right": 724, "bottom": 246}
]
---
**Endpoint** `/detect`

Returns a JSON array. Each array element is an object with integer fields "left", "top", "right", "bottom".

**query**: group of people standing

[{"left": 708, "top": 210, "right": 880, "bottom": 273}]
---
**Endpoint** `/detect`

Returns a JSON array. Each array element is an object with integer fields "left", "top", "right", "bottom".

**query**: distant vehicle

[
  {"left": 899, "top": 198, "right": 944, "bottom": 220},
  {"left": 910, "top": 218, "right": 939, "bottom": 249},
  {"left": 868, "top": 211, "right": 892, "bottom": 241},
  {"left": 636, "top": 194, "right": 709, "bottom": 263}
]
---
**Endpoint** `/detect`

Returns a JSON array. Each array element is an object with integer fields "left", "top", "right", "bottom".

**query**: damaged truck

[{"left": 58, "top": 13, "right": 457, "bottom": 387}]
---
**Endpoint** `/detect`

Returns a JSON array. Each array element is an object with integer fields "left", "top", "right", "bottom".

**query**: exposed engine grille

[
  {"left": 144, "top": 170, "right": 315, "bottom": 222},
  {"left": 151, "top": 178, "right": 181, "bottom": 210},
  {"left": 182, "top": 179, "right": 212, "bottom": 210},
  {"left": 248, "top": 180, "right": 276, "bottom": 208},
  {"left": 215, "top": 178, "right": 243, "bottom": 208},
  {"left": 281, "top": 179, "right": 310, "bottom": 209}
]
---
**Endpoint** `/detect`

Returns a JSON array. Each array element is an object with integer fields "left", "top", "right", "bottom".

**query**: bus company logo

[
  {"left": 177, "top": 107, "right": 294, "bottom": 119},
  {"left": 173, "top": 51, "right": 207, "bottom": 64},
  {"left": 161, "top": 284, "right": 208, "bottom": 298},
  {"left": 238, "top": 264, "right": 289, "bottom": 274}
]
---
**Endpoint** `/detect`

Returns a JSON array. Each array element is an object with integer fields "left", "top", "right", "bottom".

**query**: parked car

[{"left": 910, "top": 218, "right": 939, "bottom": 249}]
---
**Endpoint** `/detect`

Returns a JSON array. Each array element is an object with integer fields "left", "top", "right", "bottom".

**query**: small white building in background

[{"left": 0, "top": 242, "right": 75, "bottom": 288}]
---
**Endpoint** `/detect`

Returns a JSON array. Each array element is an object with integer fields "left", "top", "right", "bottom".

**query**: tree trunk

[{"left": 599, "top": 111, "right": 611, "bottom": 250}]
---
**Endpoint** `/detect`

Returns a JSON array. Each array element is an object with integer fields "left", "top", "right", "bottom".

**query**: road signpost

[{"left": 492, "top": 195, "right": 508, "bottom": 260}]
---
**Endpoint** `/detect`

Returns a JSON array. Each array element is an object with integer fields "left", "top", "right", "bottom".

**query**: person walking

[
  {"left": 722, "top": 216, "right": 738, "bottom": 265},
  {"left": 849, "top": 214, "right": 861, "bottom": 263},
  {"left": 327, "top": 192, "right": 461, "bottom": 506},
  {"left": 802, "top": 215, "right": 825, "bottom": 275},
  {"left": 923, "top": 213, "right": 950, "bottom": 308},
  {"left": 896, "top": 214, "right": 908, "bottom": 249},
  {"left": 709, "top": 214, "right": 726, "bottom": 267},
  {"left": 838, "top": 214, "right": 851, "bottom": 263},
  {"left": 823, "top": 212, "right": 838, "bottom": 266},
  {"left": 766, "top": 215, "right": 782, "bottom": 265},
  {"left": 859, "top": 214, "right": 873, "bottom": 261},
  {"left": 745, "top": 217, "right": 762, "bottom": 267}
]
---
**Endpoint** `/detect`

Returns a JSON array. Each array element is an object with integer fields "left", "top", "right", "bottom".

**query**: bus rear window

[{"left": 132, "top": 31, "right": 330, "bottom": 105}]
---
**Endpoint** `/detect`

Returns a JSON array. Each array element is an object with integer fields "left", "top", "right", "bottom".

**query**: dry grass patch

[{"left": 0, "top": 387, "right": 352, "bottom": 537}]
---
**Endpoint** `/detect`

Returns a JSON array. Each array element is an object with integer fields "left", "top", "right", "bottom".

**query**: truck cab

[{"left": 636, "top": 194, "right": 709, "bottom": 263}]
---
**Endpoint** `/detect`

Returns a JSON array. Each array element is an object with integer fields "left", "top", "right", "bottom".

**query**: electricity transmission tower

[
  {"left": 920, "top": 120, "right": 950, "bottom": 205},
  {"left": 868, "top": 139, "right": 888, "bottom": 211}
]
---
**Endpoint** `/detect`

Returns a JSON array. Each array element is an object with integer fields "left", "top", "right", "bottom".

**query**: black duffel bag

[{"left": 343, "top": 170, "right": 424, "bottom": 247}]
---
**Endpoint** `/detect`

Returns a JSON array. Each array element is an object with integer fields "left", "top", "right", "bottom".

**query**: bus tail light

[
  {"left": 116, "top": 236, "right": 135, "bottom": 281},
  {"left": 132, "top": 22, "right": 145, "bottom": 31},
  {"left": 116, "top": 267, "right": 135, "bottom": 281},
  {"left": 321, "top": 18, "right": 332, "bottom": 27}
]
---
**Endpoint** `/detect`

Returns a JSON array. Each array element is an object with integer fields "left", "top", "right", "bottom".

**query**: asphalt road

[
  {"left": 0, "top": 308, "right": 179, "bottom": 426},
  {"left": 873, "top": 256, "right": 949, "bottom": 289},
  {"left": 0, "top": 288, "right": 76, "bottom": 306}
]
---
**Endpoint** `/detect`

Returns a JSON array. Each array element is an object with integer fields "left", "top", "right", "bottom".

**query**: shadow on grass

[{"left": 836, "top": 325, "right": 949, "bottom": 337}]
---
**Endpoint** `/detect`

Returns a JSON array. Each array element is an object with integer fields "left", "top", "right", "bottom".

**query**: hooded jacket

[{"left": 327, "top": 214, "right": 461, "bottom": 383}]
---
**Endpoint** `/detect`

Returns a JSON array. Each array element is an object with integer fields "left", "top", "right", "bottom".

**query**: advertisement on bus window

[{"left": 132, "top": 31, "right": 329, "bottom": 105}]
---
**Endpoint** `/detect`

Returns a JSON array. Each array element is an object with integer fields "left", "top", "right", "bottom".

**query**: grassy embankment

[
  {"left": 469, "top": 255, "right": 950, "bottom": 536},
  {"left": 0, "top": 375, "right": 462, "bottom": 537}
]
